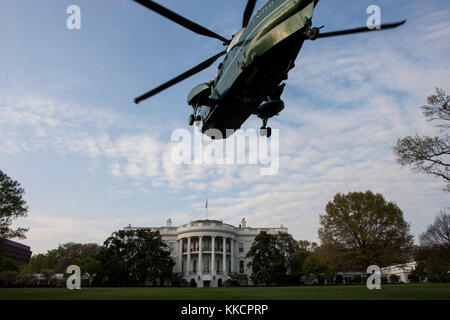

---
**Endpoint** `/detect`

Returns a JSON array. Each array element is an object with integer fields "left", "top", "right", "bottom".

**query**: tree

[
  {"left": 23, "top": 242, "right": 102, "bottom": 273},
  {"left": 72, "top": 256, "right": 102, "bottom": 286},
  {"left": 414, "top": 211, "right": 450, "bottom": 282},
  {"left": 246, "top": 231, "right": 298, "bottom": 285},
  {"left": 98, "top": 229, "right": 174, "bottom": 286},
  {"left": 424, "top": 253, "right": 450, "bottom": 283},
  {"left": 393, "top": 88, "right": 450, "bottom": 192},
  {"left": 419, "top": 210, "right": 450, "bottom": 254},
  {"left": 318, "top": 191, "right": 414, "bottom": 271},
  {"left": 291, "top": 241, "right": 332, "bottom": 285},
  {"left": 0, "top": 170, "right": 29, "bottom": 241},
  {"left": 0, "top": 256, "right": 18, "bottom": 272},
  {"left": 408, "top": 261, "right": 426, "bottom": 283}
]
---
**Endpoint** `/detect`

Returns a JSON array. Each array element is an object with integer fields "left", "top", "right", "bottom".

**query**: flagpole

[{"left": 205, "top": 198, "right": 208, "bottom": 219}]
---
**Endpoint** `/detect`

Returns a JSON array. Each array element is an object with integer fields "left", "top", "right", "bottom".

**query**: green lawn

[{"left": 0, "top": 283, "right": 449, "bottom": 300}]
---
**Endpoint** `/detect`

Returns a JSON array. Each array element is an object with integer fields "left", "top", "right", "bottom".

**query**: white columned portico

[
  {"left": 231, "top": 239, "right": 234, "bottom": 273},
  {"left": 186, "top": 237, "right": 191, "bottom": 276},
  {"left": 179, "top": 239, "right": 183, "bottom": 273},
  {"left": 211, "top": 236, "right": 216, "bottom": 275},
  {"left": 198, "top": 236, "right": 203, "bottom": 275},
  {"left": 223, "top": 237, "right": 226, "bottom": 274}
]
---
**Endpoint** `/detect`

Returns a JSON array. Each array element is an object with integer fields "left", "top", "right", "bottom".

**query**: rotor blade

[
  {"left": 134, "top": 0, "right": 230, "bottom": 44},
  {"left": 135, "top": 51, "right": 226, "bottom": 104},
  {"left": 242, "top": 0, "right": 257, "bottom": 28},
  {"left": 316, "top": 20, "right": 406, "bottom": 39}
]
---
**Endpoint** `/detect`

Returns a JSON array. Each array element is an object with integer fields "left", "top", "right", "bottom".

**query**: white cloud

[
  {"left": 1, "top": 3, "right": 449, "bottom": 250},
  {"left": 11, "top": 213, "right": 127, "bottom": 254}
]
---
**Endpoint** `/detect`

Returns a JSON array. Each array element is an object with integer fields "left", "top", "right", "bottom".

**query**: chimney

[
  {"left": 166, "top": 218, "right": 172, "bottom": 227},
  {"left": 241, "top": 217, "right": 246, "bottom": 228}
]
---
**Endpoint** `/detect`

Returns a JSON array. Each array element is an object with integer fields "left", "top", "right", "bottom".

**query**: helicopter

[{"left": 133, "top": 0, "right": 405, "bottom": 139}]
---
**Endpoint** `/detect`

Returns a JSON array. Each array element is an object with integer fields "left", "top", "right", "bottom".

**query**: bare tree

[
  {"left": 419, "top": 210, "right": 450, "bottom": 248},
  {"left": 393, "top": 88, "right": 450, "bottom": 191}
]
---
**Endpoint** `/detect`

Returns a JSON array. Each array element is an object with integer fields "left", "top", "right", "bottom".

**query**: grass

[{"left": 0, "top": 283, "right": 449, "bottom": 300}]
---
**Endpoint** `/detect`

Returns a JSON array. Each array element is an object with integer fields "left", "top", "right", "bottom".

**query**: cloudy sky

[{"left": 1, "top": 0, "right": 449, "bottom": 254}]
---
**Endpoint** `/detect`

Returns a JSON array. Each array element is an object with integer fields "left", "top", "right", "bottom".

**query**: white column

[
  {"left": 211, "top": 236, "right": 216, "bottom": 275},
  {"left": 223, "top": 237, "right": 226, "bottom": 274},
  {"left": 198, "top": 236, "right": 203, "bottom": 275},
  {"left": 186, "top": 236, "right": 191, "bottom": 276},
  {"left": 231, "top": 239, "right": 234, "bottom": 273},
  {"left": 179, "top": 239, "right": 183, "bottom": 273}
]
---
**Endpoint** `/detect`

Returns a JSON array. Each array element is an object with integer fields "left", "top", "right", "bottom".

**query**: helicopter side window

[{"left": 215, "top": 62, "right": 225, "bottom": 83}]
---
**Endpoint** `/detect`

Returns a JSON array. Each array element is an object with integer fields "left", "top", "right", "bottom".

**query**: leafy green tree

[
  {"left": 393, "top": 88, "right": 450, "bottom": 192},
  {"left": 0, "top": 256, "right": 18, "bottom": 272},
  {"left": 72, "top": 256, "right": 102, "bottom": 286},
  {"left": 424, "top": 253, "right": 449, "bottom": 282},
  {"left": 23, "top": 242, "right": 102, "bottom": 273},
  {"left": 318, "top": 191, "right": 414, "bottom": 271},
  {"left": 0, "top": 170, "right": 29, "bottom": 241},
  {"left": 246, "top": 231, "right": 298, "bottom": 285},
  {"left": 49, "top": 242, "right": 102, "bottom": 272},
  {"left": 291, "top": 241, "right": 332, "bottom": 284},
  {"left": 22, "top": 254, "right": 52, "bottom": 273},
  {"left": 98, "top": 229, "right": 175, "bottom": 286}
]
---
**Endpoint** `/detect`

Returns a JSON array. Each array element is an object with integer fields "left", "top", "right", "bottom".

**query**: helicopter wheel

[
  {"left": 188, "top": 114, "right": 195, "bottom": 126},
  {"left": 260, "top": 127, "right": 272, "bottom": 137},
  {"left": 195, "top": 115, "right": 201, "bottom": 126},
  {"left": 260, "top": 127, "right": 266, "bottom": 137}
]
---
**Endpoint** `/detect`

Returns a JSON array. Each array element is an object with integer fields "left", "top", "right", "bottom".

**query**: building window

[
  {"left": 239, "top": 261, "right": 245, "bottom": 274},
  {"left": 238, "top": 242, "right": 244, "bottom": 253}
]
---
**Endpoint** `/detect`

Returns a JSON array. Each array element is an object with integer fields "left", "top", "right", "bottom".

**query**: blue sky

[{"left": 1, "top": 0, "right": 449, "bottom": 254}]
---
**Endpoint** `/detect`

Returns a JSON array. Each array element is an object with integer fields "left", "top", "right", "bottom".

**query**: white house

[{"left": 124, "top": 218, "right": 287, "bottom": 287}]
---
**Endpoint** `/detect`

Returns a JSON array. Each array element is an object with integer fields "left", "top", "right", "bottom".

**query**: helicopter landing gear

[
  {"left": 304, "top": 19, "right": 323, "bottom": 41},
  {"left": 188, "top": 114, "right": 202, "bottom": 126},
  {"left": 308, "top": 27, "right": 320, "bottom": 40},
  {"left": 260, "top": 118, "right": 272, "bottom": 138}
]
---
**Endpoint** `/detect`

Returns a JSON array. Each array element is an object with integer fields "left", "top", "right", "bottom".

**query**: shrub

[
  {"left": 408, "top": 273, "right": 419, "bottom": 283},
  {"left": 15, "top": 271, "right": 37, "bottom": 287},
  {"left": 335, "top": 275, "right": 344, "bottom": 285},
  {"left": 0, "top": 271, "right": 18, "bottom": 287},
  {"left": 389, "top": 274, "right": 400, "bottom": 283},
  {"left": 352, "top": 275, "right": 363, "bottom": 284}
]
